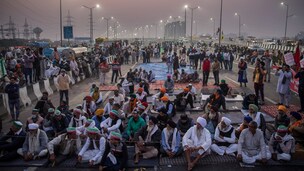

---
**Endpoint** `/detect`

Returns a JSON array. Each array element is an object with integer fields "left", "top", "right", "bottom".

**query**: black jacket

[{"left": 0, "top": 129, "right": 26, "bottom": 151}]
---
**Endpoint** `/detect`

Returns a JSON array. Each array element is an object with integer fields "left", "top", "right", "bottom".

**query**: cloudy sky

[{"left": 0, "top": 0, "right": 303, "bottom": 40}]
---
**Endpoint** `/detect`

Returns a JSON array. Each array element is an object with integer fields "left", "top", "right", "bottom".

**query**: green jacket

[{"left": 127, "top": 117, "right": 146, "bottom": 136}]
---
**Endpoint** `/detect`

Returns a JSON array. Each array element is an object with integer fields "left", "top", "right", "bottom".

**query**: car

[{"left": 248, "top": 45, "right": 265, "bottom": 55}]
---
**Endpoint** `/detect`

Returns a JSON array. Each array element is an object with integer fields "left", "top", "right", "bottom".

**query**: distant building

[
  {"left": 164, "top": 21, "right": 185, "bottom": 40},
  {"left": 74, "top": 37, "right": 91, "bottom": 43}
]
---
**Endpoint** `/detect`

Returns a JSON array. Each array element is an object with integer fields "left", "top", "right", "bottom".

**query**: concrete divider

[
  {"left": 32, "top": 82, "right": 43, "bottom": 100},
  {"left": 19, "top": 86, "right": 31, "bottom": 106},
  {"left": 49, "top": 78, "right": 58, "bottom": 93},
  {"left": 68, "top": 71, "right": 75, "bottom": 85},
  {"left": 0, "top": 93, "right": 10, "bottom": 116},
  {"left": 53, "top": 77, "right": 60, "bottom": 91},
  {"left": 27, "top": 85, "right": 38, "bottom": 103},
  {"left": 44, "top": 79, "right": 53, "bottom": 95}
]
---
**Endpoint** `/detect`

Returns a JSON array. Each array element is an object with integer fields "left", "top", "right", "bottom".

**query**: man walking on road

[
  {"left": 262, "top": 50, "right": 272, "bottom": 82},
  {"left": 212, "top": 58, "right": 220, "bottom": 85},
  {"left": 5, "top": 76, "right": 20, "bottom": 121},
  {"left": 275, "top": 64, "right": 292, "bottom": 107},
  {"left": 57, "top": 69, "right": 71, "bottom": 106}
]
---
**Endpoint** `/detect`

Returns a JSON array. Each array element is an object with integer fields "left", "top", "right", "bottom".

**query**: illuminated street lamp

[
  {"left": 82, "top": 4, "right": 100, "bottom": 44},
  {"left": 101, "top": 16, "right": 114, "bottom": 39},
  {"left": 234, "top": 12, "right": 241, "bottom": 38}
]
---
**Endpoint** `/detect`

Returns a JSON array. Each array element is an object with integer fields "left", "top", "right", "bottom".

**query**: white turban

[
  {"left": 221, "top": 117, "right": 231, "bottom": 126},
  {"left": 28, "top": 123, "right": 39, "bottom": 130},
  {"left": 197, "top": 117, "right": 207, "bottom": 127}
]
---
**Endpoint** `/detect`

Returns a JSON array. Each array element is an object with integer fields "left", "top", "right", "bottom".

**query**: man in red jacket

[{"left": 202, "top": 57, "right": 211, "bottom": 86}]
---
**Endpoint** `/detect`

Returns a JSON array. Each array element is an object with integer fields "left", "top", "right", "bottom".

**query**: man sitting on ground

[
  {"left": 183, "top": 117, "right": 211, "bottom": 171},
  {"left": 161, "top": 120, "right": 183, "bottom": 158},
  {"left": 47, "top": 127, "right": 82, "bottom": 164},
  {"left": 0, "top": 121, "right": 26, "bottom": 161},
  {"left": 134, "top": 116, "right": 161, "bottom": 164},
  {"left": 152, "top": 88, "right": 168, "bottom": 110},
  {"left": 164, "top": 74, "right": 174, "bottom": 93},
  {"left": 211, "top": 117, "right": 237, "bottom": 156},
  {"left": 242, "top": 94, "right": 259, "bottom": 110},
  {"left": 219, "top": 80, "right": 232, "bottom": 96},
  {"left": 237, "top": 121, "right": 271, "bottom": 164},
  {"left": 18, "top": 123, "right": 49, "bottom": 161},
  {"left": 202, "top": 89, "right": 226, "bottom": 111},
  {"left": 177, "top": 114, "right": 194, "bottom": 137},
  {"left": 269, "top": 125, "right": 295, "bottom": 161}
]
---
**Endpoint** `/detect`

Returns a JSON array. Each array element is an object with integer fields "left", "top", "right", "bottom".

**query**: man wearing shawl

[
  {"left": 69, "top": 109, "right": 87, "bottom": 127},
  {"left": 78, "top": 127, "right": 106, "bottom": 166},
  {"left": 269, "top": 125, "right": 295, "bottom": 161},
  {"left": 76, "top": 119, "right": 98, "bottom": 139},
  {"left": 18, "top": 123, "right": 49, "bottom": 161},
  {"left": 211, "top": 117, "right": 237, "bottom": 156},
  {"left": 182, "top": 117, "right": 211, "bottom": 171},
  {"left": 47, "top": 127, "right": 82, "bottom": 164},
  {"left": 99, "top": 132, "right": 128, "bottom": 171},
  {"left": 237, "top": 121, "right": 271, "bottom": 164},
  {"left": 134, "top": 116, "right": 161, "bottom": 164},
  {"left": 100, "top": 110, "right": 123, "bottom": 136},
  {"left": 160, "top": 120, "right": 182, "bottom": 158},
  {"left": 248, "top": 104, "right": 266, "bottom": 134}
]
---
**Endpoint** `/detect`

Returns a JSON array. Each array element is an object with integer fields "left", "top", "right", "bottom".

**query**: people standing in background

[
  {"left": 202, "top": 57, "right": 211, "bottom": 86},
  {"left": 57, "top": 69, "right": 71, "bottom": 106},
  {"left": 238, "top": 57, "right": 248, "bottom": 87},
  {"left": 275, "top": 64, "right": 292, "bottom": 108},
  {"left": 23, "top": 48, "right": 35, "bottom": 85},
  {"left": 212, "top": 58, "right": 220, "bottom": 86},
  {"left": 5, "top": 76, "right": 20, "bottom": 121}
]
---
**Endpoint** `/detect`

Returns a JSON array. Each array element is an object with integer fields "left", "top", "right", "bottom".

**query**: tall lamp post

[
  {"left": 219, "top": 0, "right": 223, "bottom": 46},
  {"left": 160, "top": 20, "right": 168, "bottom": 41},
  {"left": 59, "top": 0, "right": 62, "bottom": 46},
  {"left": 184, "top": 5, "right": 188, "bottom": 37},
  {"left": 210, "top": 18, "right": 216, "bottom": 38},
  {"left": 82, "top": 4, "right": 100, "bottom": 44},
  {"left": 281, "top": 2, "right": 294, "bottom": 40},
  {"left": 234, "top": 12, "right": 241, "bottom": 39},
  {"left": 188, "top": 6, "right": 200, "bottom": 44},
  {"left": 101, "top": 16, "right": 114, "bottom": 40}
]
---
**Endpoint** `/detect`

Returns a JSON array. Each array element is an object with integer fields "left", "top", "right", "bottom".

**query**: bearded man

[
  {"left": 18, "top": 123, "right": 48, "bottom": 161},
  {"left": 211, "top": 117, "right": 237, "bottom": 156},
  {"left": 133, "top": 116, "right": 161, "bottom": 164},
  {"left": 182, "top": 117, "right": 211, "bottom": 171}
]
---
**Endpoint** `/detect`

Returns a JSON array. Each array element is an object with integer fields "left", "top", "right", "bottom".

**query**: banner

[
  {"left": 63, "top": 26, "right": 73, "bottom": 39},
  {"left": 284, "top": 53, "right": 295, "bottom": 66},
  {"left": 290, "top": 69, "right": 299, "bottom": 94}
]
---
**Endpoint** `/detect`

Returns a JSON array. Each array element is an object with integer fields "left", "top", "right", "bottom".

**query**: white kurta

[
  {"left": 78, "top": 137, "right": 106, "bottom": 165},
  {"left": 211, "top": 125, "right": 237, "bottom": 155},
  {"left": 182, "top": 125, "right": 212, "bottom": 155}
]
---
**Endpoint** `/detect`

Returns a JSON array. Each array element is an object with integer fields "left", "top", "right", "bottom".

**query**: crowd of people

[{"left": 1, "top": 41, "right": 304, "bottom": 171}]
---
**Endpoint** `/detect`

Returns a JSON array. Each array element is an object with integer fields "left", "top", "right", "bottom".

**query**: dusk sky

[{"left": 0, "top": 0, "right": 303, "bottom": 40}]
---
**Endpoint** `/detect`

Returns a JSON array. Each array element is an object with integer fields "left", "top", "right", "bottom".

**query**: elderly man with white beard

[
  {"left": 182, "top": 117, "right": 212, "bottom": 171},
  {"left": 237, "top": 121, "right": 271, "bottom": 164},
  {"left": 134, "top": 116, "right": 161, "bottom": 164},
  {"left": 211, "top": 117, "right": 237, "bottom": 156},
  {"left": 17, "top": 123, "right": 49, "bottom": 161}
]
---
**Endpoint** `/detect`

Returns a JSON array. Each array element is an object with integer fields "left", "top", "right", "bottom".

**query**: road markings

[
  {"left": 224, "top": 76, "right": 276, "bottom": 104},
  {"left": 233, "top": 61, "right": 275, "bottom": 75}
]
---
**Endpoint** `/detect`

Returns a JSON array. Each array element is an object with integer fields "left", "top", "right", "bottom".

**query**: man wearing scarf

[
  {"left": 90, "top": 87, "right": 103, "bottom": 105},
  {"left": 268, "top": 125, "right": 295, "bottom": 161},
  {"left": 69, "top": 109, "right": 87, "bottom": 128},
  {"left": 136, "top": 88, "right": 147, "bottom": 102},
  {"left": 18, "top": 123, "right": 49, "bottom": 161},
  {"left": 161, "top": 120, "right": 182, "bottom": 158},
  {"left": 99, "top": 132, "right": 128, "bottom": 171},
  {"left": 237, "top": 121, "right": 271, "bottom": 164},
  {"left": 100, "top": 110, "right": 123, "bottom": 136},
  {"left": 183, "top": 117, "right": 211, "bottom": 171},
  {"left": 202, "top": 89, "right": 226, "bottom": 111},
  {"left": 134, "top": 116, "right": 161, "bottom": 164},
  {"left": 248, "top": 104, "right": 266, "bottom": 134},
  {"left": 78, "top": 127, "right": 106, "bottom": 166},
  {"left": 211, "top": 117, "right": 237, "bottom": 156},
  {"left": 26, "top": 108, "right": 44, "bottom": 130},
  {"left": 47, "top": 127, "right": 82, "bottom": 164},
  {"left": 0, "top": 121, "right": 26, "bottom": 161}
]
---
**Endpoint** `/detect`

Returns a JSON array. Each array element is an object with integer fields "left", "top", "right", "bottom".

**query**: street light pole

[
  {"left": 188, "top": 6, "right": 200, "bottom": 44},
  {"left": 82, "top": 4, "right": 99, "bottom": 45},
  {"left": 281, "top": 2, "right": 293, "bottom": 40},
  {"left": 60, "top": 0, "right": 62, "bottom": 46},
  {"left": 235, "top": 13, "right": 241, "bottom": 38},
  {"left": 102, "top": 17, "right": 113, "bottom": 40},
  {"left": 184, "top": 5, "right": 188, "bottom": 37},
  {"left": 219, "top": 0, "right": 223, "bottom": 46},
  {"left": 210, "top": 18, "right": 215, "bottom": 38}
]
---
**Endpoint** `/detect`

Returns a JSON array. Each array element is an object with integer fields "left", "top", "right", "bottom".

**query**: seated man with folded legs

[
  {"left": 269, "top": 125, "right": 295, "bottom": 161},
  {"left": 237, "top": 121, "right": 271, "bottom": 164},
  {"left": 160, "top": 120, "right": 183, "bottom": 158},
  {"left": 0, "top": 121, "right": 26, "bottom": 161},
  {"left": 134, "top": 116, "right": 161, "bottom": 164},
  {"left": 99, "top": 132, "right": 128, "bottom": 171},
  {"left": 17, "top": 123, "right": 49, "bottom": 161},
  {"left": 183, "top": 117, "right": 212, "bottom": 171},
  {"left": 211, "top": 117, "right": 237, "bottom": 156},
  {"left": 78, "top": 127, "right": 106, "bottom": 166},
  {"left": 47, "top": 127, "right": 82, "bottom": 165}
]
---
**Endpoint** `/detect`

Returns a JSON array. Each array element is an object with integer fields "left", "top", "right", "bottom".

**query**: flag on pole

[{"left": 294, "top": 42, "right": 300, "bottom": 71}]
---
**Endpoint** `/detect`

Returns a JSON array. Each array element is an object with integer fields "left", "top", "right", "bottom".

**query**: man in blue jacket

[{"left": 5, "top": 76, "right": 20, "bottom": 121}]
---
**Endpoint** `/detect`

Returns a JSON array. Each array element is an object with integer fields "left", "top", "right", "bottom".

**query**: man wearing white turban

[
  {"left": 182, "top": 117, "right": 211, "bottom": 171},
  {"left": 17, "top": 123, "right": 49, "bottom": 161},
  {"left": 211, "top": 117, "right": 238, "bottom": 156}
]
